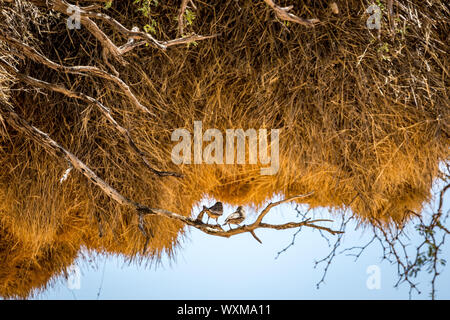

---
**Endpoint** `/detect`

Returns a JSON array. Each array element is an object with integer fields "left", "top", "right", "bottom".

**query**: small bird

[
  {"left": 223, "top": 206, "right": 246, "bottom": 229},
  {"left": 203, "top": 201, "right": 224, "bottom": 224}
]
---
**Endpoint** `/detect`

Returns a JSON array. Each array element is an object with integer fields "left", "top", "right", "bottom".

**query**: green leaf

[
  {"left": 143, "top": 19, "right": 157, "bottom": 35},
  {"left": 185, "top": 9, "right": 196, "bottom": 26}
]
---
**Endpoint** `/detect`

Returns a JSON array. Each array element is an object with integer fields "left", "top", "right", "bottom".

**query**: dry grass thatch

[{"left": 0, "top": 0, "right": 448, "bottom": 298}]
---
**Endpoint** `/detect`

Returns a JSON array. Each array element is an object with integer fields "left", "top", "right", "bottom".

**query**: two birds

[{"left": 201, "top": 202, "right": 245, "bottom": 229}]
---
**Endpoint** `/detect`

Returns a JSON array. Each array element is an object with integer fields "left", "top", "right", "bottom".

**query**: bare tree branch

[
  {"left": 140, "top": 194, "right": 343, "bottom": 243},
  {"left": 29, "top": 0, "right": 217, "bottom": 59},
  {"left": 263, "top": 0, "right": 320, "bottom": 26},
  {"left": 0, "top": 101, "right": 133, "bottom": 207},
  {"left": 311, "top": 180, "right": 450, "bottom": 299},
  {"left": 0, "top": 34, "right": 153, "bottom": 116},
  {"left": 0, "top": 60, "right": 182, "bottom": 177},
  {"left": 314, "top": 215, "right": 352, "bottom": 288},
  {"left": 177, "top": 0, "right": 189, "bottom": 36},
  {"left": 387, "top": 0, "right": 395, "bottom": 32},
  {"left": 163, "top": 33, "right": 219, "bottom": 48}
]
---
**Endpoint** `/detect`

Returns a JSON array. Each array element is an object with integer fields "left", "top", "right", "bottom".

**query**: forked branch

[
  {"left": 0, "top": 34, "right": 152, "bottom": 116},
  {"left": 29, "top": 0, "right": 217, "bottom": 61},
  {"left": 263, "top": 0, "right": 320, "bottom": 26},
  {"left": 177, "top": 0, "right": 190, "bottom": 36},
  {"left": 0, "top": 60, "right": 182, "bottom": 177}
]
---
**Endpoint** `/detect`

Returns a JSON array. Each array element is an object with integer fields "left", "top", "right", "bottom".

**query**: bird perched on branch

[
  {"left": 223, "top": 206, "right": 246, "bottom": 229},
  {"left": 202, "top": 201, "right": 223, "bottom": 224}
]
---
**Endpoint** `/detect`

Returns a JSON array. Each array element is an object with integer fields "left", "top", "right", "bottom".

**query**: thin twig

[
  {"left": 177, "top": 0, "right": 189, "bottom": 36},
  {"left": 263, "top": 0, "right": 320, "bottom": 26}
]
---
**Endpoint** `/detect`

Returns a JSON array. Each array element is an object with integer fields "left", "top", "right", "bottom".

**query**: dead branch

[
  {"left": 163, "top": 33, "right": 219, "bottom": 47},
  {"left": 387, "top": 0, "right": 395, "bottom": 32},
  {"left": 29, "top": 0, "right": 217, "bottom": 60},
  {"left": 177, "top": 0, "right": 189, "bottom": 36},
  {"left": 0, "top": 101, "right": 133, "bottom": 207},
  {"left": 83, "top": 11, "right": 217, "bottom": 49},
  {"left": 311, "top": 181, "right": 450, "bottom": 299},
  {"left": 0, "top": 34, "right": 152, "bottom": 116},
  {"left": 138, "top": 193, "right": 344, "bottom": 243},
  {"left": 263, "top": 0, "right": 320, "bottom": 26},
  {"left": 314, "top": 215, "right": 352, "bottom": 288},
  {"left": 0, "top": 60, "right": 182, "bottom": 178}
]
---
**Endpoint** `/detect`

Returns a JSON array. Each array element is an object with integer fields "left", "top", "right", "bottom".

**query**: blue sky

[{"left": 34, "top": 187, "right": 450, "bottom": 300}]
